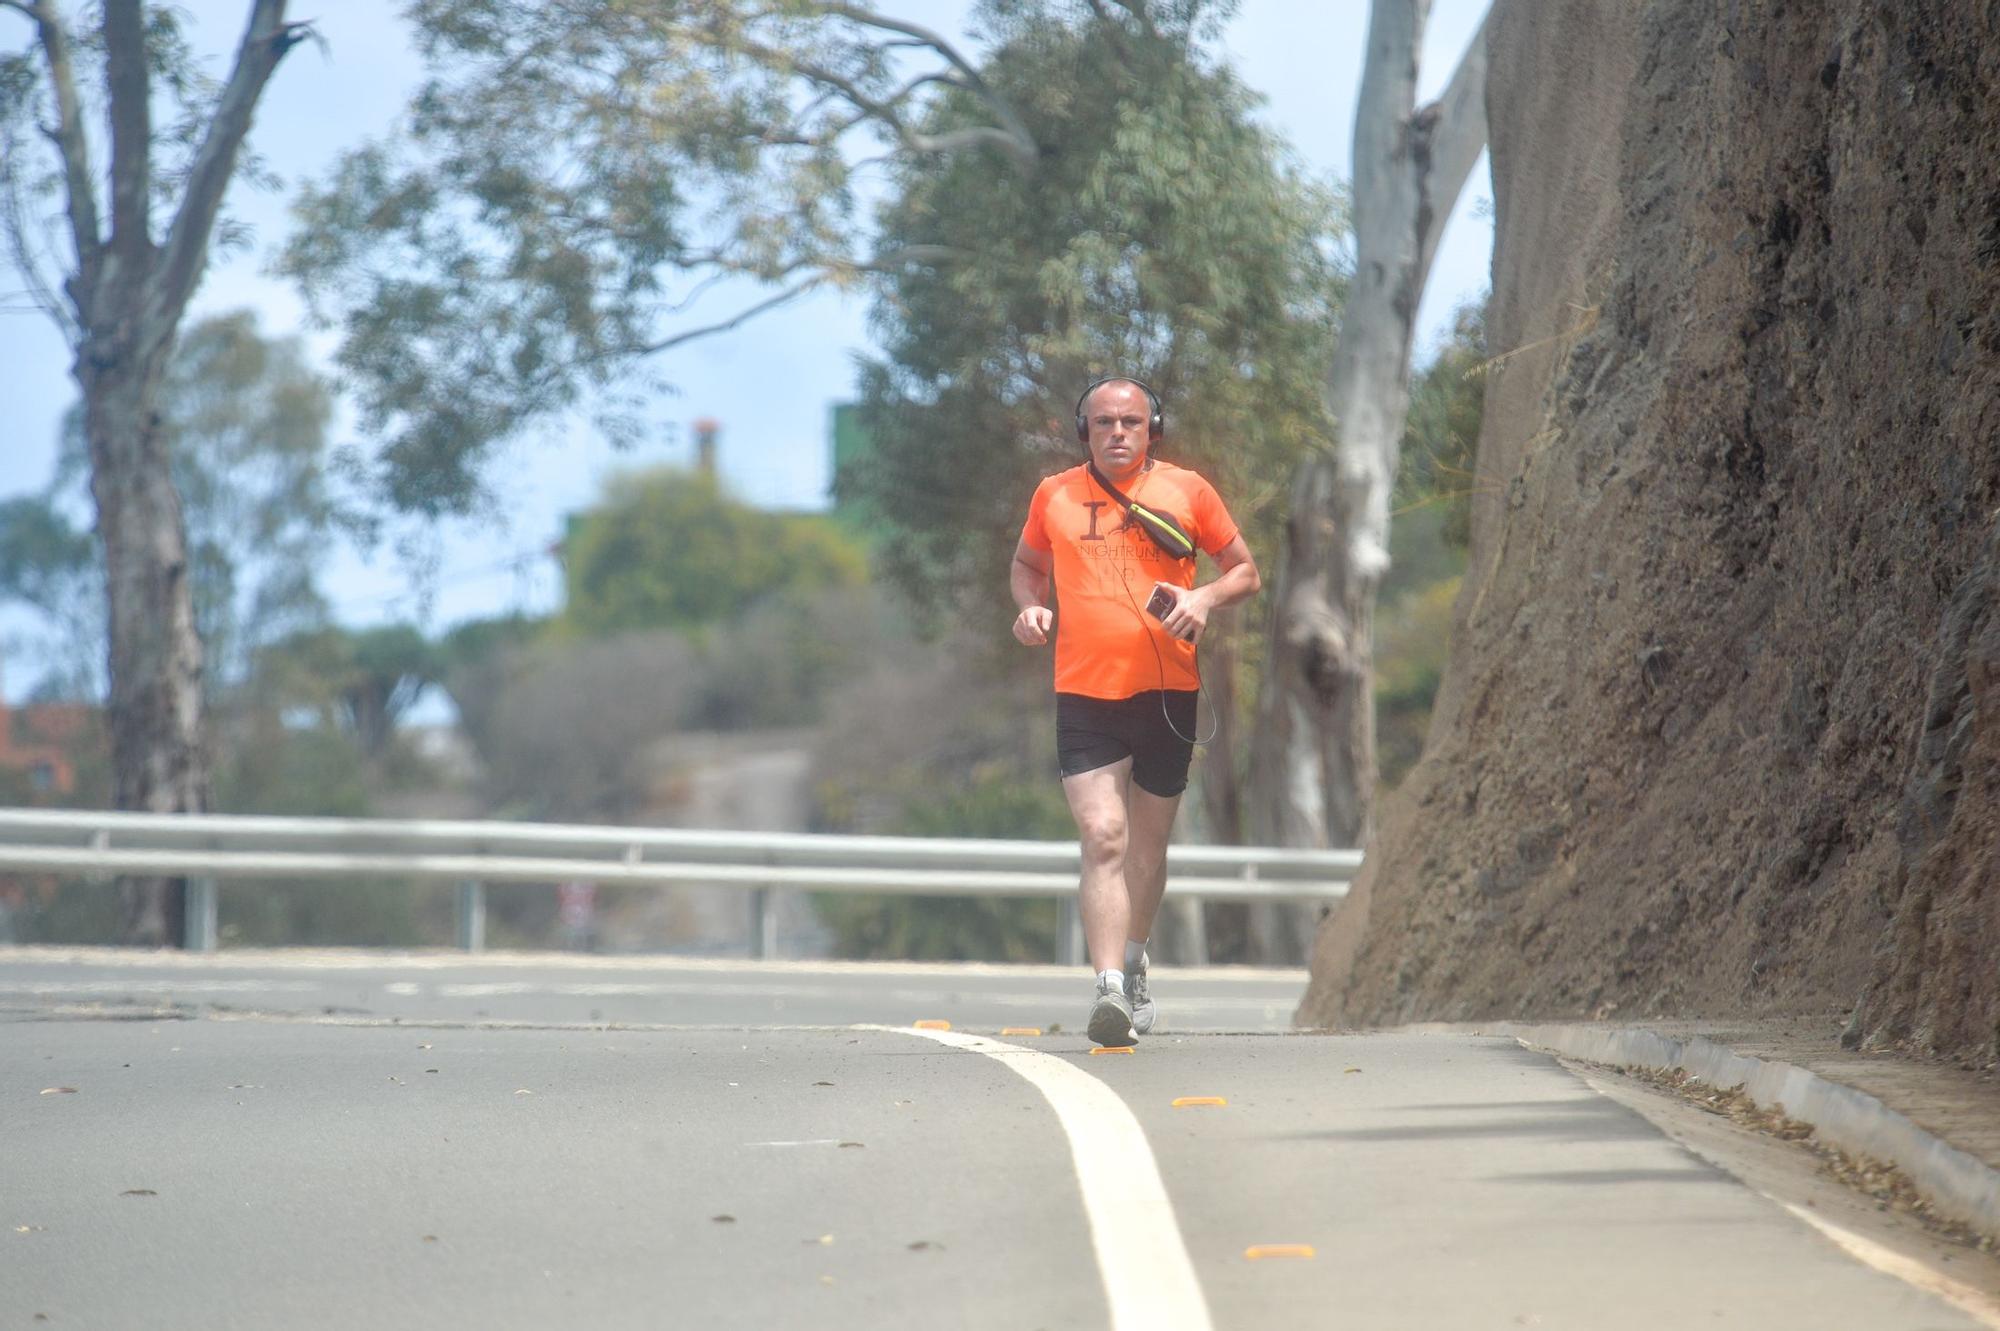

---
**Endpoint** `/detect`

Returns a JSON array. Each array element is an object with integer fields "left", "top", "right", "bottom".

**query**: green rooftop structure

[{"left": 828, "top": 402, "right": 885, "bottom": 547}]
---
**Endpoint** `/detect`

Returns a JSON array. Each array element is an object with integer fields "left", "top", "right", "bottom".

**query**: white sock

[
  {"left": 1124, "top": 939, "right": 1147, "bottom": 971},
  {"left": 1097, "top": 969, "right": 1125, "bottom": 993}
]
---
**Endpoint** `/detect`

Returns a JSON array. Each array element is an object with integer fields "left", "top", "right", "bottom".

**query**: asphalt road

[
  {"left": 3, "top": 948, "right": 1996, "bottom": 1330},
  {"left": 0, "top": 947, "right": 1310, "bottom": 1031}
]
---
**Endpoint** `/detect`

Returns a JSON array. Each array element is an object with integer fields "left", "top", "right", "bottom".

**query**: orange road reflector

[
  {"left": 912, "top": 1019, "right": 951, "bottom": 1030},
  {"left": 1000, "top": 1027, "right": 1043, "bottom": 1037},
  {"left": 1244, "top": 1244, "right": 1317, "bottom": 1261},
  {"left": 1171, "top": 1096, "right": 1228, "bottom": 1108},
  {"left": 1089, "top": 1046, "right": 1135, "bottom": 1056}
]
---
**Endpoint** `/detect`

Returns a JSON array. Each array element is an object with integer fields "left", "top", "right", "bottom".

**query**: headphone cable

[
  {"left": 1098, "top": 494, "right": 1217, "bottom": 747},
  {"left": 1118, "top": 573, "right": 1219, "bottom": 747}
]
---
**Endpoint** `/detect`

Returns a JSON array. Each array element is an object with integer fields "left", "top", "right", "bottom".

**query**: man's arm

[
  {"left": 1160, "top": 535, "right": 1260, "bottom": 643},
  {"left": 1011, "top": 538, "right": 1055, "bottom": 646}
]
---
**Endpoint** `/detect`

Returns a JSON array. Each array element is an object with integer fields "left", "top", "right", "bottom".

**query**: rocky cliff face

[{"left": 1300, "top": 1, "right": 2000, "bottom": 1064}]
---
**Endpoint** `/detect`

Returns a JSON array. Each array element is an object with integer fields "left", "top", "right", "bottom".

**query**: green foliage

[
  {"left": 278, "top": 0, "right": 952, "bottom": 516},
  {"left": 559, "top": 467, "right": 866, "bottom": 637},
  {"left": 689, "top": 587, "right": 903, "bottom": 731},
  {"left": 804, "top": 620, "right": 1078, "bottom": 960},
  {"left": 1398, "top": 298, "right": 1488, "bottom": 554},
  {"left": 1380, "top": 503, "right": 1467, "bottom": 608},
  {"left": 214, "top": 877, "right": 439, "bottom": 950},
  {"left": 845, "top": 1, "right": 1344, "bottom": 624},
  {"left": 0, "top": 495, "right": 100, "bottom": 696},
  {"left": 437, "top": 611, "right": 548, "bottom": 774},
  {"left": 1375, "top": 575, "right": 1462, "bottom": 787},
  {"left": 1372, "top": 298, "right": 1486, "bottom": 785},
  {"left": 0, "top": 311, "right": 341, "bottom": 698},
  {"left": 0, "top": 495, "right": 92, "bottom": 607},
  {"left": 153, "top": 311, "right": 344, "bottom": 679},
  {"left": 442, "top": 612, "right": 546, "bottom": 672},
  {"left": 452, "top": 628, "right": 697, "bottom": 820},
  {"left": 0, "top": 8, "right": 280, "bottom": 303},
  {"left": 3, "top": 713, "right": 440, "bottom": 947},
  {"left": 2, "top": 882, "right": 126, "bottom": 946},
  {"left": 206, "top": 711, "right": 440, "bottom": 946},
  {"left": 815, "top": 772, "right": 1073, "bottom": 961},
  {"left": 216, "top": 714, "right": 372, "bottom": 816},
  {"left": 251, "top": 622, "right": 441, "bottom": 758},
  {"left": 895, "top": 772, "right": 1076, "bottom": 840}
]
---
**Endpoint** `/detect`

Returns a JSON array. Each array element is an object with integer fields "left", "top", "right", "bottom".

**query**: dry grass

[{"left": 1619, "top": 1064, "right": 1997, "bottom": 1254}]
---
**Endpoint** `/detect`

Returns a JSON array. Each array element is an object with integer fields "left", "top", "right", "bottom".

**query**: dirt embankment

[{"left": 1301, "top": 2, "right": 2000, "bottom": 1064}]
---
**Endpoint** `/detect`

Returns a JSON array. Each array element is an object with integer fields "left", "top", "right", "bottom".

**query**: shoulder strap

[
  {"left": 1085, "top": 460, "right": 1137, "bottom": 510},
  {"left": 1086, "top": 462, "right": 1196, "bottom": 561}
]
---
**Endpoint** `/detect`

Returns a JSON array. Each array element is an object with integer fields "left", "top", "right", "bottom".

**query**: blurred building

[
  {"left": 828, "top": 402, "right": 884, "bottom": 543},
  {"left": 0, "top": 695, "right": 91, "bottom": 796}
]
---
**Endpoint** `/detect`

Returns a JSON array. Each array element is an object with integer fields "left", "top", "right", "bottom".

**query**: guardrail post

[
  {"left": 455, "top": 880, "right": 486, "bottom": 952},
  {"left": 1183, "top": 898, "right": 1208, "bottom": 967},
  {"left": 184, "top": 877, "right": 218, "bottom": 953},
  {"left": 749, "top": 887, "right": 777, "bottom": 959},
  {"left": 1055, "top": 895, "right": 1083, "bottom": 967}
]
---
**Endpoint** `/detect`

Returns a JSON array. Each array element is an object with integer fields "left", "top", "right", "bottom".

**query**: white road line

[
  {"left": 1780, "top": 1204, "right": 2000, "bottom": 1330},
  {"left": 864, "top": 1023, "right": 1213, "bottom": 1331},
  {"left": 1579, "top": 1072, "right": 2000, "bottom": 1328}
]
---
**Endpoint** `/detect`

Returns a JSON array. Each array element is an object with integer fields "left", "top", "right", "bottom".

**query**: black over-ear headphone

[{"left": 1074, "top": 375, "right": 1164, "bottom": 445}]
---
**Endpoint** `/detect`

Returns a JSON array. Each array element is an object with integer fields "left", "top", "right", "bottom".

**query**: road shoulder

[{"left": 1392, "top": 1019, "right": 2000, "bottom": 1286}]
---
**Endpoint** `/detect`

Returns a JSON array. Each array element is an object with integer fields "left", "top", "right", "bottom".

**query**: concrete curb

[{"left": 1412, "top": 1021, "right": 2000, "bottom": 1243}]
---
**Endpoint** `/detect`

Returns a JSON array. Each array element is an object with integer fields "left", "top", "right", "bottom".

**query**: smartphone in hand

[{"left": 1145, "top": 584, "right": 1176, "bottom": 621}]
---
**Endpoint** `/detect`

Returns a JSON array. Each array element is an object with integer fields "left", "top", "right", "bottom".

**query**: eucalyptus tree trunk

[
  {"left": 1246, "top": 0, "right": 1489, "bottom": 957},
  {"left": 84, "top": 348, "right": 208, "bottom": 944},
  {"left": 1193, "top": 609, "right": 1245, "bottom": 846},
  {"left": 8, "top": 0, "right": 310, "bottom": 942}
]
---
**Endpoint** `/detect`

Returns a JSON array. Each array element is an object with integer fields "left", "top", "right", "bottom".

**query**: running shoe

[
  {"left": 1088, "top": 975, "right": 1138, "bottom": 1048},
  {"left": 1125, "top": 952, "right": 1156, "bottom": 1035}
]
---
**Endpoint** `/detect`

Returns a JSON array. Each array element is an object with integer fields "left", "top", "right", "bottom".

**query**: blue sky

[{"left": 0, "top": 0, "right": 1494, "bottom": 698}]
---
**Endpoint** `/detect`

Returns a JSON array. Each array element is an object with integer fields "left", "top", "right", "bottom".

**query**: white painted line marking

[
  {"left": 863, "top": 1023, "right": 1212, "bottom": 1331},
  {"left": 1780, "top": 1204, "right": 2000, "bottom": 1330},
  {"left": 1578, "top": 1072, "right": 2000, "bottom": 1328}
]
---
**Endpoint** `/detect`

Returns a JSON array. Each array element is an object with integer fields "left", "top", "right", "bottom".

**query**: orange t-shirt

[{"left": 1020, "top": 460, "right": 1240, "bottom": 699}]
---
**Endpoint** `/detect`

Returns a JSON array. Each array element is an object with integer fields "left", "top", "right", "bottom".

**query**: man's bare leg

[
  {"left": 1123, "top": 783, "right": 1182, "bottom": 949},
  {"left": 1061, "top": 758, "right": 1134, "bottom": 974}
]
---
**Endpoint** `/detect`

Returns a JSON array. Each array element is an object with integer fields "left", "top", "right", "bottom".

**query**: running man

[{"left": 1010, "top": 377, "right": 1262, "bottom": 1047}]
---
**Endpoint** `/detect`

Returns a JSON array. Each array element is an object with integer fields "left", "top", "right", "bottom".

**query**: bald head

[
  {"left": 1082, "top": 378, "right": 1153, "bottom": 418},
  {"left": 1078, "top": 378, "right": 1157, "bottom": 480}
]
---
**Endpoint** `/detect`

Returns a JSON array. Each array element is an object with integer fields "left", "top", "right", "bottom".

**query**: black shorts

[{"left": 1056, "top": 690, "right": 1199, "bottom": 797}]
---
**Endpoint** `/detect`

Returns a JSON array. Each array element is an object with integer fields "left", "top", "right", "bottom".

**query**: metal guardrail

[{"left": 0, "top": 809, "right": 1359, "bottom": 963}]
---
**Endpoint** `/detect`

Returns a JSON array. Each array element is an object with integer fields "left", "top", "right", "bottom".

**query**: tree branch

[
  {"left": 807, "top": 3, "right": 1038, "bottom": 172},
  {"left": 10, "top": 0, "right": 101, "bottom": 287},
  {"left": 151, "top": 1, "right": 311, "bottom": 332},
  {"left": 628, "top": 242, "right": 967, "bottom": 360},
  {"left": 1082, "top": 0, "right": 1136, "bottom": 63},
  {"left": 632, "top": 275, "right": 827, "bottom": 358},
  {"left": 1104, "top": 0, "right": 1162, "bottom": 41},
  {"left": 739, "top": 36, "right": 1033, "bottom": 171},
  {"left": 0, "top": 151, "right": 77, "bottom": 340},
  {"left": 854, "top": 243, "right": 966, "bottom": 271},
  {"left": 102, "top": 0, "right": 152, "bottom": 263},
  {"left": 1414, "top": 5, "right": 1490, "bottom": 286}
]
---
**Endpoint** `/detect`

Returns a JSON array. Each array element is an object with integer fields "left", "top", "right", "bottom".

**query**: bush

[
  {"left": 1376, "top": 576, "right": 1462, "bottom": 787},
  {"left": 814, "top": 772, "right": 1075, "bottom": 962}
]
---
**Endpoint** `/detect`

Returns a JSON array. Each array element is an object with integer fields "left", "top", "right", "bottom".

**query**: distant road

[
  {"left": 4, "top": 948, "right": 1995, "bottom": 1330},
  {"left": 0, "top": 946, "right": 1309, "bottom": 1030}
]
